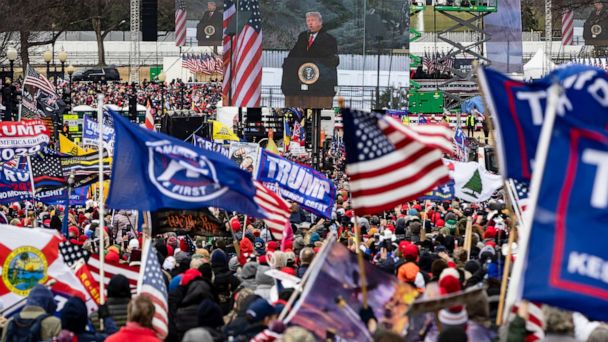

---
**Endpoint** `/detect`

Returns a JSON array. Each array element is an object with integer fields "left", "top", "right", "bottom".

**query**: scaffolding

[
  {"left": 433, "top": 0, "right": 497, "bottom": 108},
  {"left": 129, "top": 0, "right": 140, "bottom": 83}
]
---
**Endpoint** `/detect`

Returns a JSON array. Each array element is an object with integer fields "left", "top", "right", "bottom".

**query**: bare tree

[
  {"left": 1, "top": 0, "right": 85, "bottom": 68},
  {"left": 86, "top": 0, "right": 129, "bottom": 66}
]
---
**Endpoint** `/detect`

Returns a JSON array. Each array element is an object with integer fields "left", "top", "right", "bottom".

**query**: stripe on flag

[
  {"left": 562, "top": 10, "right": 574, "bottom": 46},
  {"left": 253, "top": 180, "right": 290, "bottom": 240},
  {"left": 342, "top": 109, "right": 453, "bottom": 215},
  {"left": 88, "top": 254, "right": 139, "bottom": 295},
  {"left": 222, "top": 0, "right": 262, "bottom": 107},
  {"left": 138, "top": 241, "right": 168, "bottom": 339},
  {"left": 175, "top": 0, "right": 187, "bottom": 46},
  {"left": 511, "top": 302, "right": 545, "bottom": 342}
]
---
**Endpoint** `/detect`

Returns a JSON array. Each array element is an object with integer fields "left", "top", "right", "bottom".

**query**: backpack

[{"left": 5, "top": 313, "right": 50, "bottom": 342}]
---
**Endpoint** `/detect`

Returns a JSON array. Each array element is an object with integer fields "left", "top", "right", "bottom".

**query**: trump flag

[
  {"left": 106, "top": 110, "right": 264, "bottom": 217},
  {"left": 478, "top": 65, "right": 608, "bottom": 181},
  {"left": 519, "top": 95, "right": 608, "bottom": 321}
]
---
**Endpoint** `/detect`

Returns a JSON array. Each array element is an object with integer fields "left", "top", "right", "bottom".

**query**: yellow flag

[
  {"left": 60, "top": 134, "right": 93, "bottom": 156},
  {"left": 266, "top": 129, "right": 279, "bottom": 154},
  {"left": 211, "top": 120, "right": 240, "bottom": 141}
]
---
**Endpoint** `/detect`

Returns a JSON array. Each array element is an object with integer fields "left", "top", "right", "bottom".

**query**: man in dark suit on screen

[
  {"left": 197, "top": 1, "right": 222, "bottom": 46},
  {"left": 282, "top": 12, "right": 340, "bottom": 108}
]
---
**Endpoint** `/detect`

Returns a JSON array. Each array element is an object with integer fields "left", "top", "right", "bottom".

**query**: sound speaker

[
  {"left": 162, "top": 116, "right": 207, "bottom": 140},
  {"left": 141, "top": 0, "right": 158, "bottom": 42},
  {"left": 245, "top": 108, "right": 262, "bottom": 123}
]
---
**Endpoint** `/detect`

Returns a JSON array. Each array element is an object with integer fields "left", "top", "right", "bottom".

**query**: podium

[{"left": 281, "top": 57, "right": 338, "bottom": 108}]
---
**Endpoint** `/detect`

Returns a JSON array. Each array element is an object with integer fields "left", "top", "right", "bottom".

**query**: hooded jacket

[{"left": 1, "top": 285, "right": 61, "bottom": 342}]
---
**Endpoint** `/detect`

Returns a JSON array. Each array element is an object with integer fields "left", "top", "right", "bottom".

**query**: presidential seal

[
  {"left": 2, "top": 246, "right": 48, "bottom": 296},
  {"left": 592, "top": 24, "right": 603, "bottom": 38},
  {"left": 146, "top": 140, "right": 229, "bottom": 202},
  {"left": 298, "top": 62, "right": 320, "bottom": 85},
  {"left": 204, "top": 25, "right": 216, "bottom": 39}
]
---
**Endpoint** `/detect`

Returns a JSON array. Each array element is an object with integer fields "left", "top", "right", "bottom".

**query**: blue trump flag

[
  {"left": 521, "top": 111, "right": 608, "bottom": 320},
  {"left": 106, "top": 110, "right": 263, "bottom": 216},
  {"left": 478, "top": 65, "right": 608, "bottom": 181},
  {"left": 256, "top": 149, "right": 336, "bottom": 218},
  {"left": 0, "top": 164, "right": 32, "bottom": 203}
]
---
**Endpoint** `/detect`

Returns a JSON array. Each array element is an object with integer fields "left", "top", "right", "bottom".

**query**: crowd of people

[
  {"left": 0, "top": 144, "right": 606, "bottom": 342},
  {"left": 0, "top": 78, "right": 223, "bottom": 121}
]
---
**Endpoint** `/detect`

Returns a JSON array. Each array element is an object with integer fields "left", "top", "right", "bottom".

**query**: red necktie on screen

[{"left": 307, "top": 34, "right": 314, "bottom": 50}]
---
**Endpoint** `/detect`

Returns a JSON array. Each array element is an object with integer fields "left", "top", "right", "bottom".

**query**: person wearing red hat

[
  {"left": 239, "top": 238, "right": 254, "bottom": 265},
  {"left": 396, "top": 242, "right": 425, "bottom": 290}
]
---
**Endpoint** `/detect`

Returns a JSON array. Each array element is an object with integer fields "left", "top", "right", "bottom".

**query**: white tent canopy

[{"left": 524, "top": 48, "right": 555, "bottom": 80}]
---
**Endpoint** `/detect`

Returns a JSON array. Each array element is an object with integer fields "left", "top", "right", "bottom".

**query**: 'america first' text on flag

[
  {"left": 341, "top": 109, "right": 453, "bottom": 215},
  {"left": 106, "top": 110, "right": 264, "bottom": 217}
]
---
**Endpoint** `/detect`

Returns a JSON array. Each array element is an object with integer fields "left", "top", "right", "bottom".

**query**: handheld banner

[
  {"left": 193, "top": 136, "right": 230, "bottom": 158},
  {"left": 256, "top": 149, "right": 336, "bottom": 218},
  {"left": 82, "top": 115, "right": 115, "bottom": 152},
  {"left": 0, "top": 120, "right": 50, "bottom": 161}
]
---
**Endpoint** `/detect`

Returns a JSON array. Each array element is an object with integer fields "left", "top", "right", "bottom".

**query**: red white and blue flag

[
  {"left": 222, "top": 0, "right": 262, "bottom": 107},
  {"left": 175, "top": 0, "right": 187, "bottom": 46},
  {"left": 341, "top": 109, "right": 453, "bottom": 215},
  {"left": 138, "top": 240, "right": 168, "bottom": 339},
  {"left": 253, "top": 180, "right": 290, "bottom": 240}
]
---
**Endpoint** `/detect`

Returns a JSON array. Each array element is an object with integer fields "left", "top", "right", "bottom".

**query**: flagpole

[
  {"left": 26, "top": 155, "right": 38, "bottom": 228},
  {"left": 278, "top": 232, "right": 336, "bottom": 321},
  {"left": 97, "top": 93, "right": 106, "bottom": 308},
  {"left": 353, "top": 212, "right": 368, "bottom": 309}
]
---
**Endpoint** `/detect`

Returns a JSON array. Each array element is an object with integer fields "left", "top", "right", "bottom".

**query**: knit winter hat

[
  {"left": 197, "top": 299, "right": 225, "bottom": 328},
  {"left": 60, "top": 296, "right": 88, "bottom": 334},
  {"left": 438, "top": 268, "right": 468, "bottom": 327}
]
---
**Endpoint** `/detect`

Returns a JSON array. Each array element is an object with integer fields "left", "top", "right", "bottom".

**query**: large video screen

[
  {"left": 223, "top": 0, "right": 410, "bottom": 109},
  {"left": 179, "top": 0, "right": 224, "bottom": 46}
]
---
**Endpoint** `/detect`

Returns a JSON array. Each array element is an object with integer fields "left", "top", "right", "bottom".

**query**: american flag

[
  {"left": 88, "top": 254, "right": 140, "bottom": 295},
  {"left": 138, "top": 240, "right": 168, "bottom": 339},
  {"left": 145, "top": 98, "right": 155, "bottom": 131},
  {"left": 342, "top": 109, "right": 453, "bottom": 215},
  {"left": 253, "top": 181, "right": 290, "bottom": 240},
  {"left": 175, "top": 0, "right": 187, "bottom": 46},
  {"left": 222, "top": 0, "right": 262, "bottom": 106},
  {"left": 59, "top": 240, "right": 90, "bottom": 267},
  {"left": 223, "top": 0, "right": 236, "bottom": 102},
  {"left": 423, "top": 51, "right": 432, "bottom": 73},
  {"left": 562, "top": 10, "right": 574, "bottom": 46},
  {"left": 24, "top": 65, "right": 57, "bottom": 97},
  {"left": 510, "top": 178, "right": 529, "bottom": 213},
  {"left": 30, "top": 153, "right": 65, "bottom": 190}
]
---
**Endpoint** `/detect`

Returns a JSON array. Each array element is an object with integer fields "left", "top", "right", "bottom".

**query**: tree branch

[
  {"left": 101, "top": 18, "right": 128, "bottom": 38},
  {"left": 28, "top": 30, "right": 64, "bottom": 47}
]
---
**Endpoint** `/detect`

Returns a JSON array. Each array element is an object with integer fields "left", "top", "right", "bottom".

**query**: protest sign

[
  {"left": 193, "top": 136, "right": 230, "bottom": 158},
  {"left": 82, "top": 115, "right": 115, "bottom": 152}
]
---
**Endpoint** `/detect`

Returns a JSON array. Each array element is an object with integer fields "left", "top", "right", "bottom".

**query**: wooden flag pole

[
  {"left": 353, "top": 212, "right": 369, "bottom": 309},
  {"left": 336, "top": 97, "right": 369, "bottom": 308},
  {"left": 463, "top": 216, "right": 473, "bottom": 260}
]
